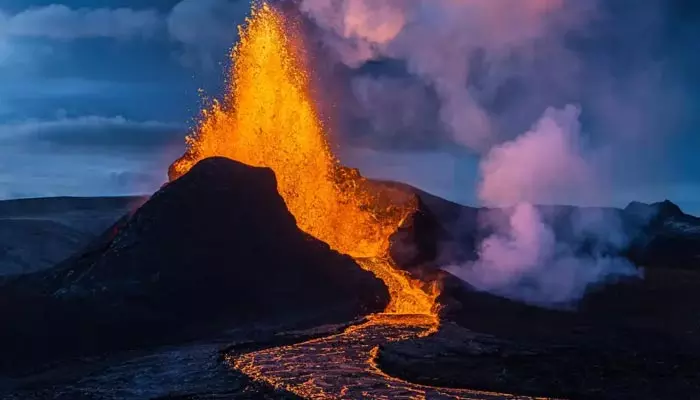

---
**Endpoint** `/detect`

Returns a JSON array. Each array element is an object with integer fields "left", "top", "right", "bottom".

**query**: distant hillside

[
  {"left": 4, "top": 184, "right": 698, "bottom": 279},
  {"left": 385, "top": 181, "right": 700, "bottom": 272},
  {"left": 0, "top": 196, "right": 144, "bottom": 276}
]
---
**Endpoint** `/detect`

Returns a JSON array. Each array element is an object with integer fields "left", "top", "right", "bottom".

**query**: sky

[{"left": 0, "top": 0, "right": 698, "bottom": 215}]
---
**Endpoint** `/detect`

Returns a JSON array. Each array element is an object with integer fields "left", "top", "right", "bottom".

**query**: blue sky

[
  {"left": 0, "top": 0, "right": 245, "bottom": 199},
  {"left": 0, "top": 0, "right": 698, "bottom": 215}
]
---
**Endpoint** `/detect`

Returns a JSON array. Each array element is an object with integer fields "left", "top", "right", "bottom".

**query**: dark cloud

[
  {"left": 0, "top": 115, "right": 184, "bottom": 199},
  {"left": 302, "top": 0, "right": 696, "bottom": 156},
  {"left": 0, "top": 116, "right": 187, "bottom": 152},
  {"left": 167, "top": 0, "right": 250, "bottom": 69},
  {"left": 0, "top": 5, "right": 163, "bottom": 40},
  {"left": 346, "top": 73, "right": 446, "bottom": 151},
  {"left": 0, "top": 1, "right": 251, "bottom": 70},
  {"left": 0, "top": 151, "right": 170, "bottom": 199}
]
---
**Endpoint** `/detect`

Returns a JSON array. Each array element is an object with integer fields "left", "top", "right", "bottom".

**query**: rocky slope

[
  {"left": 388, "top": 183, "right": 700, "bottom": 272},
  {"left": 0, "top": 158, "right": 388, "bottom": 374}
]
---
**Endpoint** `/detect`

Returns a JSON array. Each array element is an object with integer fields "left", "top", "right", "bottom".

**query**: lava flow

[
  {"left": 169, "top": 2, "right": 438, "bottom": 318},
  {"left": 167, "top": 2, "right": 473, "bottom": 397}
]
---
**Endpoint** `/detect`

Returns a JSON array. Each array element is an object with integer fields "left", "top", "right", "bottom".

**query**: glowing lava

[{"left": 169, "top": 2, "right": 438, "bottom": 317}]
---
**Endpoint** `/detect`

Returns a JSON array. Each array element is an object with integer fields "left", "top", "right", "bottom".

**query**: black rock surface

[
  {"left": 376, "top": 266, "right": 700, "bottom": 400},
  {"left": 0, "top": 157, "right": 388, "bottom": 374},
  {"left": 623, "top": 200, "right": 700, "bottom": 269}
]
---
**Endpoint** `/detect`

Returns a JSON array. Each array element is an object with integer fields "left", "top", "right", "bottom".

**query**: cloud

[
  {"left": 0, "top": 1, "right": 251, "bottom": 72},
  {"left": 167, "top": 0, "right": 250, "bottom": 69},
  {"left": 0, "top": 115, "right": 187, "bottom": 199},
  {"left": 478, "top": 105, "right": 595, "bottom": 207},
  {"left": 299, "top": 0, "right": 686, "bottom": 180},
  {"left": 445, "top": 203, "right": 639, "bottom": 306},
  {"left": 0, "top": 115, "right": 186, "bottom": 152},
  {"left": 0, "top": 151, "right": 169, "bottom": 199},
  {"left": 0, "top": 5, "right": 163, "bottom": 40},
  {"left": 300, "top": 0, "right": 593, "bottom": 152},
  {"left": 348, "top": 75, "right": 445, "bottom": 150},
  {"left": 446, "top": 106, "right": 640, "bottom": 307}
]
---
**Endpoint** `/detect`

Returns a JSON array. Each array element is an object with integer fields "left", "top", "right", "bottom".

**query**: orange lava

[{"left": 169, "top": 2, "right": 438, "bottom": 317}]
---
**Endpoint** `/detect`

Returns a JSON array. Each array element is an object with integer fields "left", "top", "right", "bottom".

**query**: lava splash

[{"left": 169, "top": 2, "right": 438, "bottom": 317}]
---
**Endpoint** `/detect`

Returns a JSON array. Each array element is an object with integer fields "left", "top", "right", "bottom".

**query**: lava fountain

[{"left": 169, "top": 2, "right": 438, "bottom": 317}]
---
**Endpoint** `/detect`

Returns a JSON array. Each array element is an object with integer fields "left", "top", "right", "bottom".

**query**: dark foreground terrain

[
  {"left": 377, "top": 268, "right": 700, "bottom": 400},
  {"left": 1, "top": 157, "right": 699, "bottom": 399},
  {"left": 381, "top": 184, "right": 700, "bottom": 400}
]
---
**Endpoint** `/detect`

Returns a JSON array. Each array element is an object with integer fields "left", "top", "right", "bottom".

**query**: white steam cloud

[
  {"left": 478, "top": 106, "right": 593, "bottom": 207},
  {"left": 445, "top": 106, "right": 640, "bottom": 306},
  {"left": 298, "top": 1, "right": 646, "bottom": 306}
]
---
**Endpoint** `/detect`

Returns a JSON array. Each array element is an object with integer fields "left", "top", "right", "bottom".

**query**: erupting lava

[{"left": 169, "top": 2, "right": 438, "bottom": 317}]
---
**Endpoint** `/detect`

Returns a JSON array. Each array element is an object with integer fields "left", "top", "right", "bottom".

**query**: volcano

[
  {"left": 0, "top": 157, "right": 388, "bottom": 373},
  {"left": 3, "top": 1, "right": 700, "bottom": 398},
  {"left": 2, "top": 168, "right": 700, "bottom": 398}
]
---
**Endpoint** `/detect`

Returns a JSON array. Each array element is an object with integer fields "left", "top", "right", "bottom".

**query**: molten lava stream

[
  {"left": 163, "top": 2, "right": 520, "bottom": 398},
  {"left": 169, "top": 2, "right": 439, "bottom": 320}
]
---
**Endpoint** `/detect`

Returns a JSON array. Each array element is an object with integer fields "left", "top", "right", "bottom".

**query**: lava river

[
  {"left": 227, "top": 312, "right": 530, "bottom": 399},
  {"left": 170, "top": 3, "right": 538, "bottom": 399}
]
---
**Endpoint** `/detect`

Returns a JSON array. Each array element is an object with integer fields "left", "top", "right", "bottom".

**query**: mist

[
  {"left": 291, "top": 0, "right": 679, "bottom": 305},
  {"left": 445, "top": 106, "right": 641, "bottom": 306},
  {"left": 299, "top": 0, "right": 594, "bottom": 151}
]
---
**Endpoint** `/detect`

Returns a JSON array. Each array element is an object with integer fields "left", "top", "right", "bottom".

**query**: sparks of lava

[{"left": 169, "top": 2, "right": 439, "bottom": 317}]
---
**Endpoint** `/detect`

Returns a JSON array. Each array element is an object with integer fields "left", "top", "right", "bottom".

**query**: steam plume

[
  {"left": 297, "top": 1, "right": 652, "bottom": 305},
  {"left": 445, "top": 106, "right": 640, "bottom": 306}
]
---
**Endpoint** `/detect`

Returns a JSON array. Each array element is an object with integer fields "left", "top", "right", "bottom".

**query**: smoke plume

[
  {"left": 299, "top": 0, "right": 594, "bottom": 151},
  {"left": 445, "top": 106, "right": 640, "bottom": 306},
  {"left": 296, "top": 1, "right": 660, "bottom": 305}
]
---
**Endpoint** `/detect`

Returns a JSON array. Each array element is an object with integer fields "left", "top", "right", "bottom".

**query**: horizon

[{"left": 3, "top": 184, "right": 697, "bottom": 219}]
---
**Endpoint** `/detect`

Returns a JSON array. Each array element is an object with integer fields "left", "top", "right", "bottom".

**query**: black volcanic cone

[{"left": 0, "top": 157, "right": 388, "bottom": 372}]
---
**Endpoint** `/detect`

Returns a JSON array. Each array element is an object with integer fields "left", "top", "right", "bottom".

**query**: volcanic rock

[
  {"left": 625, "top": 199, "right": 684, "bottom": 223},
  {"left": 0, "top": 157, "right": 388, "bottom": 373},
  {"left": 623, "top": 200, "right": 700, "bottom": 269},
  {"left": 380, "top": 265, "right": 700, "bottom": 400}
]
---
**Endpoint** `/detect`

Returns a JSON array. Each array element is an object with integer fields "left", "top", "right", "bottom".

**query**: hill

[
  {"left": 0, "top": 196, "right": 141, "bottom": 276},
  {"left": 0, "top": 158, "right": 388, "bottom": 373}
]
